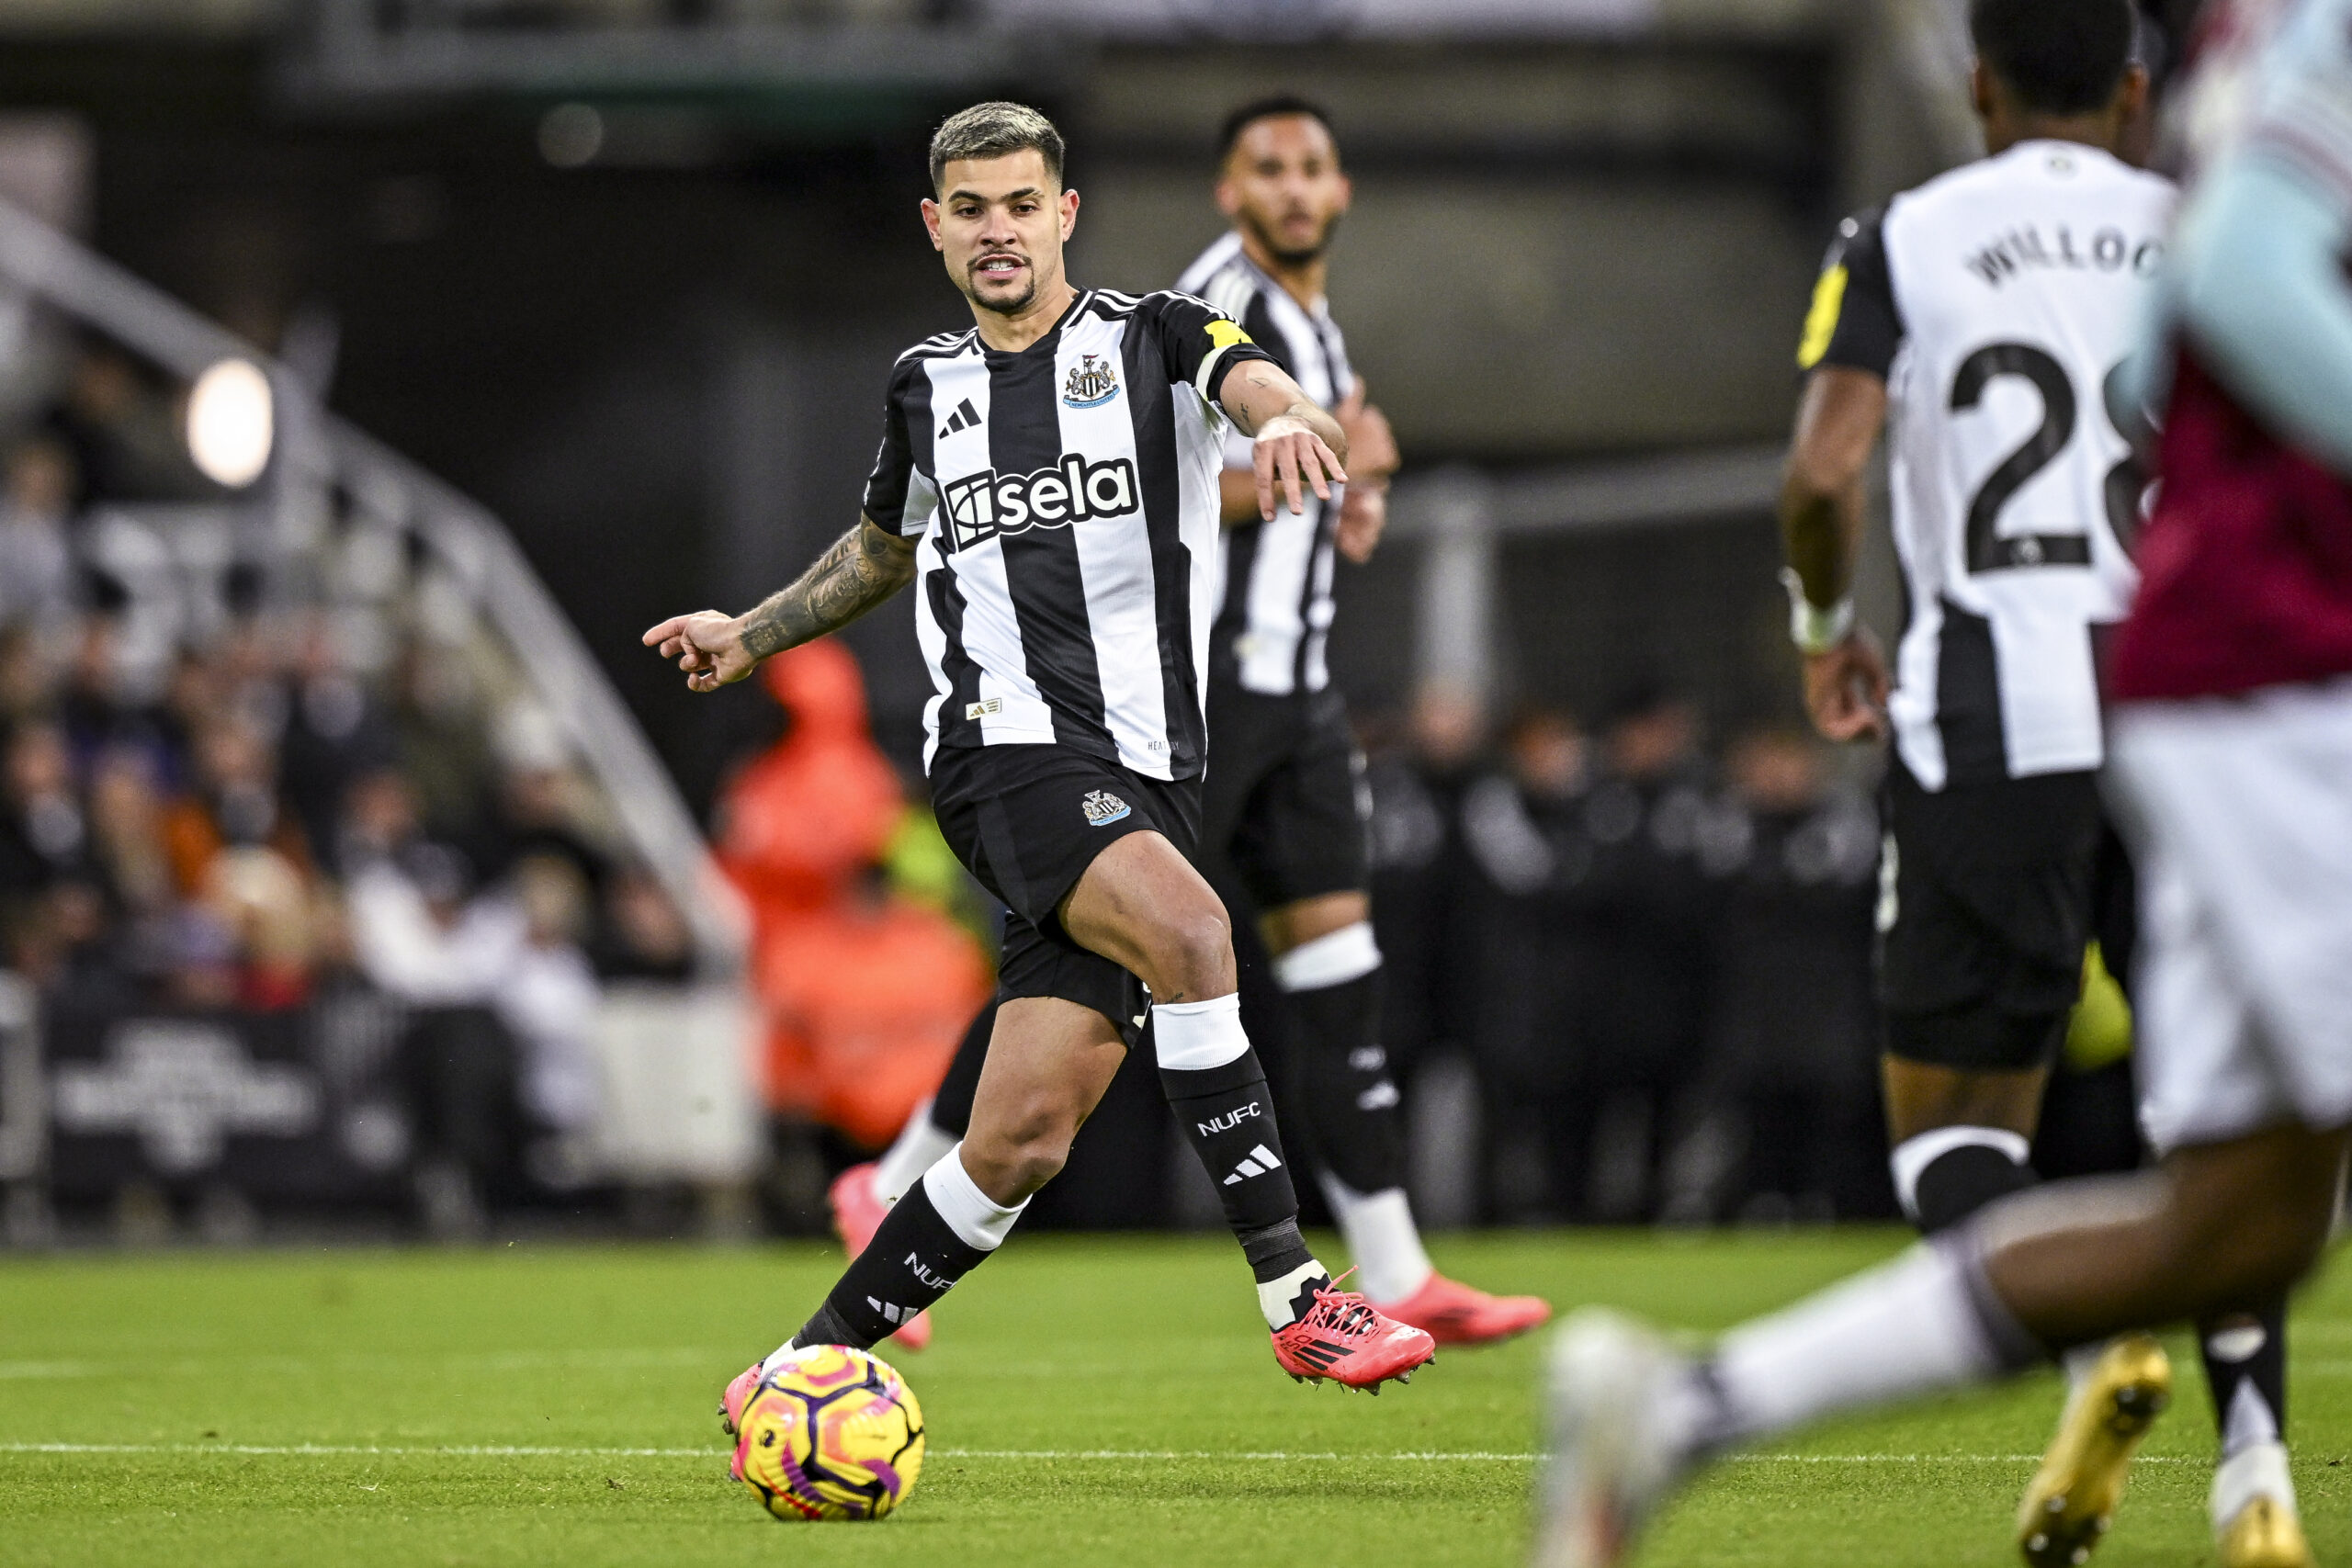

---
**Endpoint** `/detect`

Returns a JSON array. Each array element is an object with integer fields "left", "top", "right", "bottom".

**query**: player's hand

[
  {"left": 641, "top": 609, "right": 755, "bottom": 694},
  {"left": 1337, "top": 382, "right": 1399, "bottom": 483},
  {"left": 1335, "top": 480, "right": 1387, "bottom": 563},
  {"left": 1254, "top": 414, "right": 1347, "bottom": 521},
  {"left": 1803, "top": 628, "right": 1890, "bottom": 742}
]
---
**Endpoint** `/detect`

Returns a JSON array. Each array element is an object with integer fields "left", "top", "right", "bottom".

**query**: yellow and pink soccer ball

[{"left": 732, "top": 1345, "right": 925, "bottom": 1521}]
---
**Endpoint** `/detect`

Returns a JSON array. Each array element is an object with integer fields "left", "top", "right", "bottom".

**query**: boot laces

[{"left": 1299, "top": 1266, "right": 1379, "bottom": 1340}]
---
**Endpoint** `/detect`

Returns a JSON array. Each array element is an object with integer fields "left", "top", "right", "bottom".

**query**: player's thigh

[{"left": 1059, "top": 828, "right": 1231, "bottom": 989}]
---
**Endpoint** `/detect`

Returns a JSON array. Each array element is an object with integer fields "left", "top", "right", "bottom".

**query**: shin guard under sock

[
  {"left": 2199, "top": 1299, "right": 2290, "bottom": 1457},
  {"left": 1163, "top": 1048, "right": 1302, "bottom": 1235}
]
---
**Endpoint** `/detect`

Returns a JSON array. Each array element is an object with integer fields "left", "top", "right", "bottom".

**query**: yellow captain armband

[
  {"left": 1796, "top": 264, "right": 1849, "bottom": 370},
  {"left": 1205, "top": 318, "right": 1253, "bottom": 350}
]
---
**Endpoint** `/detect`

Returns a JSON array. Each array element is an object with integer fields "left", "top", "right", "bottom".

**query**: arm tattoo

[{"left": 740, "top": 519, "right": 915, "bottom": 660}]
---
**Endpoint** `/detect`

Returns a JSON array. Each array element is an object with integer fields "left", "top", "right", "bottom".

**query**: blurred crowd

[
  {"left": 1362, "top": 681, "right": 1893, "bottom": 1225},
  {"left": 0, "top": 333, "right": 696, "bottom": 1231}
]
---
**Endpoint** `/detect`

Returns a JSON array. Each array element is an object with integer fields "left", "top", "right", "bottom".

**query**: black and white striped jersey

[
  {"left": 863, "top": 288, "right": 1276, "bottom": 782},
  {"left": 1801, "top": 141, "right": 2176, "bottom": 789},
  {"left": 1177, "top": 231, "right": 1355, "bottom": 697}
]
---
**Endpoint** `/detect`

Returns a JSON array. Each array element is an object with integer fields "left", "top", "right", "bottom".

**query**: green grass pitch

[{"left": 2, "top": 1229, "right": 2346, "bottom": 1566}]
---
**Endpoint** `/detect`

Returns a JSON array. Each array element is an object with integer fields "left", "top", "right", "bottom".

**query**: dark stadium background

[{"left": 0, "top": 1, "right": 2176, "bottom": 1246}]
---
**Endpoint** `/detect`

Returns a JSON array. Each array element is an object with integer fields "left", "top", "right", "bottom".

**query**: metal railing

[{"left": 0, "top": 197, "right": 748, "bottom": 973}]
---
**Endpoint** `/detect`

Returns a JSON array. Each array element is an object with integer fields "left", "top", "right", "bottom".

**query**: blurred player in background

[
  {"left": 1768, "top": 1, "right": 2300, "bottom": 1562},
  {"left": 836, "top": 96, "right": 1549, "bottom": 1348},
  {"left": 1535, "top": 1, "right": 2352, "bottom": 1562},
  {"left": 649, "top": 102, "right": 1436, "bottom": 1414}
]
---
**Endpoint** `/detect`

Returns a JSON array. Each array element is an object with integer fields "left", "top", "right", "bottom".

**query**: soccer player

[
  {"left": 1766, "top": 4, "right": 2302, "bottom": 1564},
  {"left": 1533, "top": 2, "right": 2352, "bottom": 1562},
  {"left": 835, "top": 96, "right": 1549, "bottom": 1350},
  {"left": 644, "top": 103, "right": 1436, "bottom": 1414}
]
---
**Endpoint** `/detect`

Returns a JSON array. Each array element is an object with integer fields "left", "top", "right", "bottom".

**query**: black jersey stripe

[
  {"left": 926, "top": 564, "right": 988, "bottom": 753},
  {"left": 1933, "top": 595, "right": 2009, "bottom": 783},
  {"left": 989, "top": 308, "right": 1118, "bottom": 760},
  {"left": 1121, "top": 300, "right": 1204, "bottom": 776}
]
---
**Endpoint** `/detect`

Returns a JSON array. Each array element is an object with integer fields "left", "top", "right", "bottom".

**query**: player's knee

[
  {"left": 970, "top": 1097, "right": 1079, "bottom": 1197},
  {"left": 1149, "top": 903, "right": 1232, "bottom": 996}
]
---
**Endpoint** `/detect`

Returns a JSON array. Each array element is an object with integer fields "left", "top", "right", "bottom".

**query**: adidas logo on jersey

[
  {"left": 937, "top": 398, "right": 982, "bottom": 439},
  {"left": 1081, "top": 790, "right": 1130, "bottom": 827},
  {"left": 941, "top": 454, "right": 1139, "bottom": 552},
  {"left": 1221, "top": 1143, "right": 1283, "bottom": 1186}
]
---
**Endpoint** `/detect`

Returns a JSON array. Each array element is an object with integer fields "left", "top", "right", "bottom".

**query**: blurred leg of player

[{"left": 1534, "top": 685, "right": 2352, "bottom": 1567}]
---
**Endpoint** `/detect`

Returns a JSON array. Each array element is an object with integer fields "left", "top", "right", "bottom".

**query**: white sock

[
  {"left": 922, "top": 1143, "right": 1028, "bottom": 1249},
  {"left": 1318, "top": 1170, "right": 1433, "bottom": 1304},
  {"left": 1258, "top": 1258, "right": 1329, "bottom": 1331},
  {"left": 872, "top": 1098, "right": 958, "bottom": 1204},
  {"left": 1704, "top": 1243, "right": 2018, "bottom": 1443},
  {"left": 1153, "top": 993, "right": 1250, "bottom": 1069},
  {"left": 1272, "top": 922, "right": 1382, "bottom": 991},
  {"left": 2211, "top": 1438, "right": 2297, "bottom": 1531},
  {"left": 761, "top": 1340, "right": 805, "bottom": 1375}
]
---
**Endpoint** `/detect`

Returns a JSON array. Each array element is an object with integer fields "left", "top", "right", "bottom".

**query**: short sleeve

[
  {"left": 1143, "top": 290, "right": 1278, "bottom": 412},
  {"left": 861, "top": 360, "right": 919, "bottom": 535},
  {"left": 1797, "top": 209, "right": 1903, "bottom": 379}
]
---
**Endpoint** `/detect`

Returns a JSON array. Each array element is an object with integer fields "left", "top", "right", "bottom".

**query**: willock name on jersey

[
  {"left": 1178, "top": 231, "right": 1355, "bottom": 698},
  {"left": 1802, "top": 140, "right": 2177, "bottom": 790},
  {"left": 862, "top": 288, "right": 1275, "bottom": 781}
]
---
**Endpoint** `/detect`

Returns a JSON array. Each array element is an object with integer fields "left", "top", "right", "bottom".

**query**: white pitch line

[{"left": 0, "top": 1442, "right": 2196, "bottom": 1465}]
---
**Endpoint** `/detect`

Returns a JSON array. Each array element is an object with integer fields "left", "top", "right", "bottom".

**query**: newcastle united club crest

[{"left": 1063, "top": 354, "right": 1119, "bottom": 409}]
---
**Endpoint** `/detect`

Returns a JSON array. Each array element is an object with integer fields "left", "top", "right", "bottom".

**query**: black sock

[
  {"left": 794, "top": 1179, "right": 989, "bottom": 1349},
  {"left": 928, "top": 995, "right": 996, "bottom": 1139},
  {"left": 2199, "top": 1299, "right": 2290, "bottom": 1456},
  {"left": 1909, "top": 1142, "right": 2039, "bottom": 1235},
  {"left": 1283, "top": 968, "right": 1407, "bottom": 1195},
  {"left": 1162, "top": 1048, "right": 1304, "bottom": 1243}
]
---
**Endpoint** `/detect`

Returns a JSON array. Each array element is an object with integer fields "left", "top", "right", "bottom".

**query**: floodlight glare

[{"left": 186, "top": 358, "right": 275, "bottom": 489}]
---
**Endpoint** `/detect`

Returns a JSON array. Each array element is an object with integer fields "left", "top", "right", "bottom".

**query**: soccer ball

[{"left": 732, "top": 1345, "right": 925, "bottom": 1521}]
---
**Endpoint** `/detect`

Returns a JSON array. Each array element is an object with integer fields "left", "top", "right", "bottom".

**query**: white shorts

[{"left": 2109, "top": 677, "right": 2352, "bottom": 1155}]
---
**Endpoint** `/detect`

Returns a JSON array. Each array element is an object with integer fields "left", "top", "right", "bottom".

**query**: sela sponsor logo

[
  {"left": 940, "top": 452, "right": 1138, "bottom": 552},
  {"left": 1221, "top": 1141, "right": 1284, "bottom": 1187},
  {"left": 1081, "top": 790, "right": 1131, "bottom": 828},
  {"left": 904, "top": 1253, "right": 958, "bottom": 1293},
  {"left": 1063, "top": 353, "right": 1118, "bottom": 408}
]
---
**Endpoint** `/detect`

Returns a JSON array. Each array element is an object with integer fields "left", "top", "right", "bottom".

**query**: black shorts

[
  {"left": 929, "top": 743, "right": 1202, "bottom": 1048},
  {"left": 1879, "top": 761, "right": 2130, "bottom": 1072},
  {"left": 1201, "top": 682, "right": 1369, "bottom": 913}
]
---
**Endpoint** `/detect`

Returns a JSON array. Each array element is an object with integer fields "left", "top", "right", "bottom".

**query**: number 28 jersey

[{"left": 1802, "top": 140, "right": 2177, "bottom": 789}]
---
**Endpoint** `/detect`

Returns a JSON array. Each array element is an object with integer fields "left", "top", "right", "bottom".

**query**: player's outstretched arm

[
  {"left": 1218, "top": 358, "right": 1349, "bottom": 523},
  {"left": 641, "top": 515, "right": 916, "bottom": 693},
  {"left": 1780, "top": 366, "right": 1890, "bottom": 741}
]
